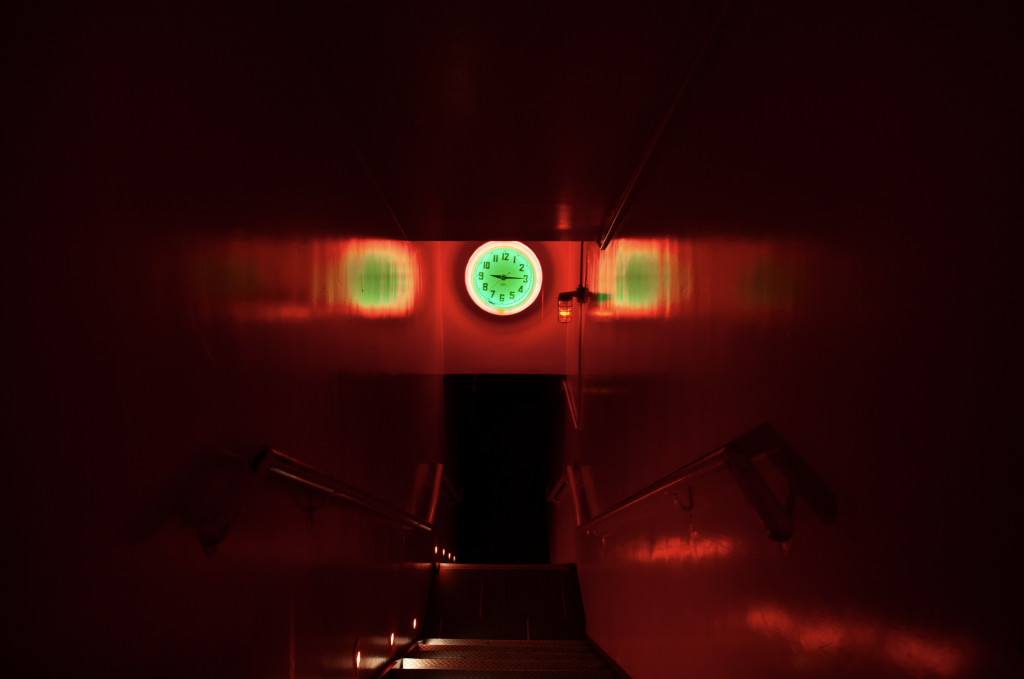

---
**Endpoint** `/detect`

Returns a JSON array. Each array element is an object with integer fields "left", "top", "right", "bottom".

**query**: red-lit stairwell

[{"left": 387, "top": 564, "right": 620, "bottom": 678}]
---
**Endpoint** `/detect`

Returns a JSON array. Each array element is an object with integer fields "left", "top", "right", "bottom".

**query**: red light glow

[
  {"left": 556, "top": 203, "right": 572, "bottom": 231},
  {"left": 746, "top": 603, "right": 974, "bottom": 677},
  {"left": 189, "top": 238, "right": 419, "bottom": 320},
  {"left": 591, "top": 238, "right": 691, "bottom": 319},
  {"left": 557, "top": 297, "right": 573, "bottom": 323},
  {"left": 616, "top": 534, "right": 737, "bottom": 564}
]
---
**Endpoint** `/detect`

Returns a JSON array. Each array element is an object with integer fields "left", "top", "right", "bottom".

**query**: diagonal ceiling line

[
  {"left": 598, "top": 0, "right": 736, "bottom": 250},
  {"left": 341, "top": 123, "right": 410, "bottom": 241}
]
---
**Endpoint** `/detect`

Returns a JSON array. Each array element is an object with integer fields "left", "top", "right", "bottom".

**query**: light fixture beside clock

[{"left": 465, "top": 241, "right": 544, "bottom": 315}]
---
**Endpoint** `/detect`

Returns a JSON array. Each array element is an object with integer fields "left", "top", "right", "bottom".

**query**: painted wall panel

[
  {"left": 6, "top": 2, "right": 450, "bottom": 677},
  {"left": 549, "top": 1, "right": 1020, "bottom": 677},
  {"left": 440, "top": 241, "right": 577, "bottom": 374}
]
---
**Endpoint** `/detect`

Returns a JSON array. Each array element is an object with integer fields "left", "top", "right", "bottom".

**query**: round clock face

[{"left": 465, "top": 241, "right": 543, "bottom": 315}]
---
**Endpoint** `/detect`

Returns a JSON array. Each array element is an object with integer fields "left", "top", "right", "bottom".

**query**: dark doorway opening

[{"left": 444, "top": 374, "right": 564, "bottom": 564}]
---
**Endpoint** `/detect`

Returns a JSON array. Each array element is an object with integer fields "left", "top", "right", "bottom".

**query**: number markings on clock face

[{"left": 471, "top": 247, "right": 536, "bottom": 310}]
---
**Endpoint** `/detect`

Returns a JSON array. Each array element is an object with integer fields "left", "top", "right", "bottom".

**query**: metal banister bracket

[
  {"left": 546, "top": 473, "right": 568, "bottom": 503},
  {"left": 722, "top": 446, "right": 794, "bottom": 541},
  {"left": 197, "top": 445, "right": 275, "bottom": 555}
]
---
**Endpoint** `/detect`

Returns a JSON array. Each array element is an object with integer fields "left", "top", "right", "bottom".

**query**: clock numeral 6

[{"left": 499, "top": 294, "right": 505, "bottom": 302}]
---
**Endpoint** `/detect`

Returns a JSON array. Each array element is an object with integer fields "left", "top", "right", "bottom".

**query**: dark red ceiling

[{"left": 280, "top": 0, "right": 725, "bottom": 241}]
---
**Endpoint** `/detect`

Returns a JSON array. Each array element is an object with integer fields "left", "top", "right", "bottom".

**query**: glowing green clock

[{"left": 464, "top": 241, "right": 544, "bottom": 316}]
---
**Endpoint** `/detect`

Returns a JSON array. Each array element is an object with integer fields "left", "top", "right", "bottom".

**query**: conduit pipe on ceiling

[{"left": 599, "top": 0, "right": 736, "bottom": 249}]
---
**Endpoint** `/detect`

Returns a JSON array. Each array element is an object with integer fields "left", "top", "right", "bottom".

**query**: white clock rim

[{"left": 464, "top": 241, "right": 544, "bottom": 316}]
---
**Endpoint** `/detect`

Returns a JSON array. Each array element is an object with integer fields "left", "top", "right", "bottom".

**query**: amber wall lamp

[{"left": 557, "top": 285, "right": 588, "bottom": 323}]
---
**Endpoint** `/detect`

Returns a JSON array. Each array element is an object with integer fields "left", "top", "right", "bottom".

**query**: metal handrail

[
  {"left": 198, "top": 446, "right": 444, "bottom": 554},
  {"left": 554, "top": 424, "right": 837, "bottom": 542},
  {"left": 267, "top": 448, "right": 434, "bottom": 531},
  {"left": 578, "top": 446, "right": 727, "bottom": 530}
]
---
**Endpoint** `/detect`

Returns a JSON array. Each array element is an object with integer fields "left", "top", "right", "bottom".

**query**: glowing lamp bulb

[
  {"left": 356, "top": 651, "right": 361, "bottom": 668},
  {"left": 442, "top": 549, "right": 445, "bottom": 555},
  {"left": 557, "top": 293, "right": 574, "bottom": 323},
  {"left": 434, "top": 546, "right": 437, "bottom": 554},
  {"left": 413, "top": 618, "right": 417, "bottom": 629},
  {"left": 390, "top": 633, "right": 394, "bottom": 646}
]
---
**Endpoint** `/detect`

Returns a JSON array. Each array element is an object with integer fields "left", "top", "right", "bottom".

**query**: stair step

[
  {"left": 418, "top": 638, "right": 591, "bottom": 649},
  {"left": 403, "top": 657, "right": 607, "bottom": 671},
  {"left": 410, "top": 650, "right": 601, "bottom": 660},
  {"left": 387, "top": 671, "right": 617, "bottom": 679},
  {"left": 415, "top": 647, "right": 596, "bottom": 657}
]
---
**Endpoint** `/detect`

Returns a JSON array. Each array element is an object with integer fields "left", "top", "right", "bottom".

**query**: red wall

[
  {"left": 549, "top": 1, "right": 1020, "bottom": 677},
  {"left": 439, "top": 240, "right": 577, "bottom": 374},
  {"left": 7, "top": 3, "right": 453, "bottom": 677}
]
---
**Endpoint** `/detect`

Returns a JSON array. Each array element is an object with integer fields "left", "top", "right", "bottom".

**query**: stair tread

[
  {"left": 416, "top": 646, "right": 595, "bottom": 655},
  {"left": 387, "top": 671, "right": 616, "bottom": 679},
  {"left": 410, "top": 650, "right": 601, "bottom": 659},
  {"left": 418, "top": 638, "right": 591, "bottom": 648},
  {"left": 403, "top": 657, "right": 607, "bottom": 670}
]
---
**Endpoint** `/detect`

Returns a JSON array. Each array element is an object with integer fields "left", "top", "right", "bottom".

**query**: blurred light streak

[
  {"left": 735, "top": 256, "right": 798, "bottom": 311},
  {"left": 189, "top": 238, "right": 418, "bottom": 320},
  {"left": 557, "top": 203, "right": 572, "bottom": 231},
  {"left": 321, "top": 239, "right": 418, "bottom": 317},
  {"left": 588, "top": 239, "right": 807, "bottom": 321},
  {"left": 746, "top": 603, "right": 973, "bottom": 677},
  {"left": 613, "top": 533, "right": 736, "bottom": 564},
  {"left": 591, "top": 238, "right": 691, "bottom": 318},
  {"left": 650, "top": 535, "right": 735, "bottom": 562}
]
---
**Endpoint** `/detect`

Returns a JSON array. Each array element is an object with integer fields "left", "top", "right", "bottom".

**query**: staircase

[
  {"left": 386, "top": 563, "right": 619, "bottom": 678},
  {"left": 388, "top": 638, "right": 615, "bottom": 677}
]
